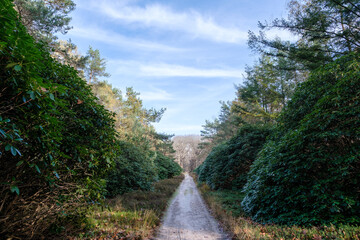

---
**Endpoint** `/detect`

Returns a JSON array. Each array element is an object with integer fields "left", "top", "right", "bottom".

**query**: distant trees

[
  {"left": 85, "top": 46, "right": 110, "bottom": 84},
  {"left": 92, "top": 82, "right": 182, "bottom": 196},
  {"left": 172, "top": 135, "right": 207, "bottom": 172}
]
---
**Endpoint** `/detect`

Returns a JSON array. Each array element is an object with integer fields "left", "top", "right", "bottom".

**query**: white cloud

[
  {"left": 140, "top": 88, "right": 173, "bottom": 101},
  {"left": 68, "top": 26, "right": 183, "bottom": 52},
  {"left": 98, "top": 2, "right": 247, "bottom": 44},
  {"left": 108, "top": 59, "right": 244, "bottom": 78},
  {"left": 140, "top": 64, "right": 244, "bottom": 78}
]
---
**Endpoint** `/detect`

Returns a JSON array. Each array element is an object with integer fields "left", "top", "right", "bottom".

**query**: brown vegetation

[
  {"left": 75, "top": 174, "right": 185, "bottom": 239},
  {"left": 192, "top": 173, "right": 360, "bottom": 240},
  {"left": 172, "top": 135, "right": 207, "bottom": 172}
]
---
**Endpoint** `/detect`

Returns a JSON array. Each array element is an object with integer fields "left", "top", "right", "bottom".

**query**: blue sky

[{"left": 59, "top": 0, "right": 294, "bottom": 135}]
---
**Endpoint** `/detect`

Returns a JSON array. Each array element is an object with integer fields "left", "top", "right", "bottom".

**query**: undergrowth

[
  {"left": 192, "top": 173, "right": 360, "bottom": 240},
  {"left": 72, "top": 174, "right": 184, "bottom": 240}
]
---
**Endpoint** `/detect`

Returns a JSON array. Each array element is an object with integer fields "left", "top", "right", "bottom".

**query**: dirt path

[{"left": 155, "top": 173, "right": 229, "bottom": 240}]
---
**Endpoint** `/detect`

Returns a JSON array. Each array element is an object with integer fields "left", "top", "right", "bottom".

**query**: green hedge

[
  {"left": 0, "top": 1, "right": 117, "bottom": 237},
  {"left": 106, "top": 142, "right": 182, "bottom": 197},
  {"left": 155, "top": 152, "right": 182, "bottom": 180},
  {"left": 242, "top": 54, "right": 360, "bottom": 226},
  {"left": 196, "top": 124, "right": 272, "bottom": 190}
]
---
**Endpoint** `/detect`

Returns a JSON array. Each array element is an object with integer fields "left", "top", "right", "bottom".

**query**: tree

[
  {"left": 85, "top": 46, "right": 110, "bottom": 84},
  {"left": 14, "top": 0, "right": 75, "bottom": 43},
  {"left": 200, "top": 101, "right": 238, "bottom": 149},
  {"left": 232, "top": 54, "right": 301, "bottom": 124},
  {"left": 172, "top": 135, "right": 206, "bottom": 172},
  {"left": 52, "top": 39, "right": 88, "bottom": 76},
  {"left": 249, "top": 0, "right": 360, "bottom": 71}
]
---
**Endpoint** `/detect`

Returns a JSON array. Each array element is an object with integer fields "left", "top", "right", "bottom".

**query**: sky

[{"left": 59, "top": 0, "right": 294, "bottom": 136}]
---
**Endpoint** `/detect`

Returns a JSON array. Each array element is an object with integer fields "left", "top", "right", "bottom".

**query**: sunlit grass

[
  {"left": 75, "top": 174, "right": 184, "bottom": 239},
  {"left": 192, "top": 174, "right": 360, "bottom": 240}
]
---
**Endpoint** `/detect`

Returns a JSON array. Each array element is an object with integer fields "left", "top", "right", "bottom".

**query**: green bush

[
  {"left": 106, "top": 141, "right": 158, "bottom": 197},
  {"left": 0, "top": 1, "right": 117, "bottom": 237},
  {"left": 106, "top": 143, "right": 182, "bottom": 197},
  {"left": 154, "top": 152, "right": 182, "bottom": 180},
  {"left": 196, "top": 124, "right": 272, "bottom": 190},
  {"left": 242, "top": 54, "right": 360, "bottom": 226}
]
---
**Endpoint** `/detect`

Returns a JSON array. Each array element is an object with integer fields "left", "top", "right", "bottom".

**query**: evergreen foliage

[
  {"left": 105, "top": 141, "right": 181, "bottom": 197},
  {"left": 0, "top": 0, "right": 117, "bottom": 237},
  {"left": 242, "top": 54, "right": 360, "bottom": 225},
  {"left": 249, "top": 0, "right": 360, "bottom": 71},
  {"left": 85, "top": 46, "right": 110, "bottom": 84},
  {"left": 14, "top": 0, "right": 75, "bottom": 43},
  {"left": 105, "top": 141, "right": 157, "bottom": 197},
  {"left": 155, "top": 152, "right": 183, "bottom": 180},
  {"left": 196, "top": 124, "right": 272, "bottom": 190}
]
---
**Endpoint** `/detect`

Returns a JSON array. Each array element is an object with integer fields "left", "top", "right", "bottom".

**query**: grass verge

[
  {"left": 74, "top": 174, "right": 184, "bottom": 240},
  {"left": 191, "top": 173, "right": 360, "bottom": 240}
]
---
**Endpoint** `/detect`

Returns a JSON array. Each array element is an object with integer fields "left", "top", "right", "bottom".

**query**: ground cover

[
  {"left": 73, "top": 174, "right": 184, "bottom": 239},
  {"left": 193, "top": 174, "right": 360, "bottom": 240}
]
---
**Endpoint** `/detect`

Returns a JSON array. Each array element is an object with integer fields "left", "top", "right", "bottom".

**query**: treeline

[
  {"left": 172, "top": 135, "right": 208, "bottom": 172},
  {"left": 0, "top": 0, "right": 181, "bottom": 238},
  {"left": 197, "top": 0, "right": 360, "bottom": 226}
]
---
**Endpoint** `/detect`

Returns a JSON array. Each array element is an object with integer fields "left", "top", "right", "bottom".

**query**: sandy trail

[{"left": 156, "top": 173, "right": 229, "bottom": 240}]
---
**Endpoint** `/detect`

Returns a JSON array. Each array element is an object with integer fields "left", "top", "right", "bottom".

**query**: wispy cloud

[
  {"left": 140, "top": 64, "right": 244, "bottom": 78},
  {"left": 97, "top": 2, "right": 247, "bottom": 44},
  {"left": 108, "top": 59, "right": 244, "bottom": 78},
  {"left": 140, "top": 88, "right": 173, "bottom": 101},
  {"left": 68, "top": 26, "right": 183, "bottom": 52}
]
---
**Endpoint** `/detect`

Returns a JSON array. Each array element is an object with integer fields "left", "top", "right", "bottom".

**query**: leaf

[
  {"left": 49, "top": 93, "right": 55, "bottom": 101},
  {"left": 15, "top": 148, "right": 21, "bottom": 156},
  {"left": 0, "top": 129, "right": 6, "bottom": 137},
  {"left": 16, "top": 161, "right": 24, "bottom": 167},
  {"left": 10, "top": 185, "right": 20, "bottom": 195},
  {"left": 35, "top": 165, "right": 41, "bottom": 173},
  {"left": 6, "top": 62, "right": 17, "bottom": 68},
  {"left": 28, "top": 91, "right": 36, "bottom": 100},
  {"left": 14, "top": 65, "right": 22, "bottom": 71},
  {"left": 10, "top": 146, "right": 17, "bottom": 156},
  {"left": 5, "top": 144, "right": 11, "bottom": 151}
]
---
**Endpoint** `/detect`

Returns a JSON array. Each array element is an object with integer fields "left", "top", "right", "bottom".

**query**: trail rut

[{"left": 156, "top": 173, "right": 229, "bottom": 240}]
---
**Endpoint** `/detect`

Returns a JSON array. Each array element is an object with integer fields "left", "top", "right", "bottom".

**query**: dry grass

[
  {"left": 73, "top": 174, "right": 184, "bottom": 240},
  {"left": 192, "top": 174, "right": 360, "bottom": 240}
]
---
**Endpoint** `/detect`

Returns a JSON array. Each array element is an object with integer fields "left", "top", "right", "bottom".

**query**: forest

[
  {"left": 1, "top": 0, "right": 360, "bottom": 239},
  {"left": 195, "top": 0, "right": 360, "bottom": 238}
]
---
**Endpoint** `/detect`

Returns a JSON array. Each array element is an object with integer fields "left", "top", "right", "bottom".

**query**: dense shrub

[
  {"left": 155, "top": 152, "right": 182, "bottom": 180},
  {"left": 106, "top": 141, "right": 158, "bottom": 197},
  {"left": 106, "top": 142, "right": 182, "bottom": 197},
  {"left": 242, "top": 54, "right": 360, "bottom": 226},
  {"left": 0, "top": 1, "right": 117, "bottom": 237},
  {"left": 196, "top": 124, "right": 272, "bottom": 190}
]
